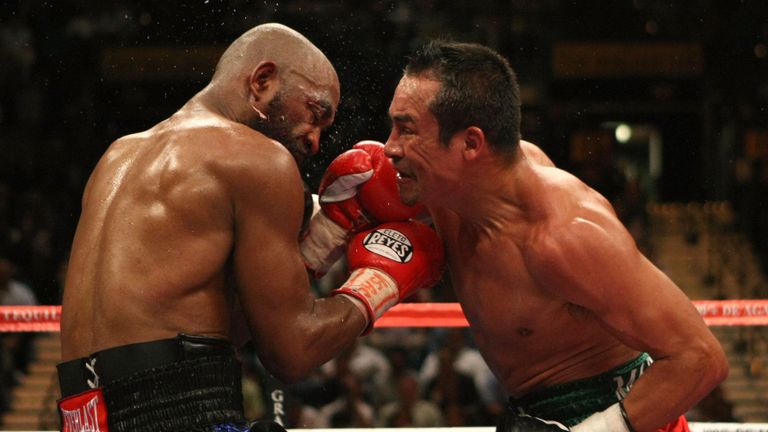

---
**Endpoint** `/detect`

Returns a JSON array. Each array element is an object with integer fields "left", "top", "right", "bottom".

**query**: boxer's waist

[
  {"left": 508, "top": 352, "right": 652, "bottom": 426},
  {"left": 57, "top": 333, "right": 234, "bottom": 397}
]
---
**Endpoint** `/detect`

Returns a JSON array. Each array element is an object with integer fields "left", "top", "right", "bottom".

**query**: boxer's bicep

[
  {"left": 228, "top": 152, "right": 315, "bottom": 347},
  {"left": 528, "top": 218, "right": 709, "bottom": 358},
  {"left": 227, "top": 149, "right": 365, "bottom": 382},
  {"left": 530, "top": 216, "right": 727, "bottom": 431}
]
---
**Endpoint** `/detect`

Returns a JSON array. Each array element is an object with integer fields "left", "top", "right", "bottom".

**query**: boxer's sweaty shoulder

[
  {"left": 525, "top": 172, "right": 628, "bottom": 287},
  {"left": 61, "top": 112, "right": 287, "bottom": 359}
]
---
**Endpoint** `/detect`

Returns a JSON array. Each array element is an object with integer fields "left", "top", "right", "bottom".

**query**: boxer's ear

[
  {"left": 461, "top": 126, "right": 486, "bottom": 161},
  {"left": 248, "top": 61, "right": 278, "bottom": 100}
]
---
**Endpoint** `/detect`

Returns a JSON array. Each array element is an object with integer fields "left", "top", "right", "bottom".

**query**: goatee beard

[{"left": 249, "top": 96, "right": 306, "bottom": 167}]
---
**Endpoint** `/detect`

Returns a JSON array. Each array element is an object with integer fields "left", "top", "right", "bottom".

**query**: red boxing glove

[
  {"left": 319, "top": 140, "right": 425, "bottom": 227},
  {"left": 350, "top": 141, "right": 425, "bottom": 223},
  {"left": 333, "top": 220, "right": 445, "bottom": 334},
  {"left": 301, "top": 141, "right": 425, "bottom": 276}
]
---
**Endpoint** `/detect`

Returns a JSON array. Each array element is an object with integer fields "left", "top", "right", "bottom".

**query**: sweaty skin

[
  {"left": 61, "top": 24, "right": 366, "bottom": 383},
  {"left": 384, "top": 74, "right": 728, "bottom": 431}
]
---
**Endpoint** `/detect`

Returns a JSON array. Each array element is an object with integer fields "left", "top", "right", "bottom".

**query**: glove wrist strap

[
  {"left": 300, "top": 211, "right": 348, "bottom": 275},
  {"left": 333, "top": 267, "right": 399, "bottom": 334},
  {"left": 571, "top": 403, "right": 630, "bottom": 432}
]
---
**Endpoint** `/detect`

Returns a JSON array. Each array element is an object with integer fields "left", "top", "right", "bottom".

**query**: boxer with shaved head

[{"left": 58, "top": 23, "right": 444, "bottom": 432}]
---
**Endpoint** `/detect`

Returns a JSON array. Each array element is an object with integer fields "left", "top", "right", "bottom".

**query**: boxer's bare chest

[
  {"left": 436, "top": 215, "right": 621, "bottom": 393},
  {"left": 444, "top": 220, "right": 565, "bottom": 337}
]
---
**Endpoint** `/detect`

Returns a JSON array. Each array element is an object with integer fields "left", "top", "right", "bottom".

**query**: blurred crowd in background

[
  {"left": 239, "top": 327, "right": 508, "bottom": 428},
  {"left": 0, "top": 0, "right": 766, "bottom": 425}
]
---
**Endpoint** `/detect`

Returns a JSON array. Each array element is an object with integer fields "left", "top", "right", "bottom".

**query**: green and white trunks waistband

[{"left": 506, "top": 352, "right": 652, "bottom": 426}]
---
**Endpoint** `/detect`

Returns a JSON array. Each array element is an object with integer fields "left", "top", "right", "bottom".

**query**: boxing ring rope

[
  {"left": 374, "top": 300, "right": 768, "bottom": 328},
  {"left": 2, "top": 300, "right": 767, "bottom": 332},
  {"left": 2, "top": 303, "right": 767, "bottom": 432}
]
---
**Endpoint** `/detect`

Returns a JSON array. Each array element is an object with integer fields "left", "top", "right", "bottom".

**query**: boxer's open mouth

[{"left": 396, "top": 170, "right": 414, "bottom": 180}]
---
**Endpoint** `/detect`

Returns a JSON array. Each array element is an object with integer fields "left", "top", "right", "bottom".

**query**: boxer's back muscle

[{"left": 61, "top": 113, "right": 254, "bottom": 360}]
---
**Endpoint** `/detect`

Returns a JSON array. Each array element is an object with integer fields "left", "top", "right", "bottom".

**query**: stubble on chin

[
  {"left": 247, "top": 113, "right": 305, "bottom": 165},
  {"left": 398, "top": 188, "right": 420, "bottom": 207}
]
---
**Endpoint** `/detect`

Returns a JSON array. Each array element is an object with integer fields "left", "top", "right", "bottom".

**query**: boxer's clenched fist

[
  {"left": 333, "top": 220, "right": 444, "bottom": 334},
  {"left": 301, "top": 141, "right": 425, "bottom": 276}
]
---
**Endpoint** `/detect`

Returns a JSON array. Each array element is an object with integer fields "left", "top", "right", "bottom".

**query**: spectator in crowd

[
  {"left": 685, "top": 384, "right": 739, "bottom": 422},
  {"left": 378, "top": 372, "right": 444, "bottom": 427},
  {"left": 0, "top": 254, "right": 38, "bottom": 412},
  {"left": 0, "top": 255, "right": 36, "bottom": 306},
  {"left": 420, "top": 328, "right": 503, "bottom": 425},
  {"left": 315, "top": 346, "right": 375, "bottom": 428},
  {"left": 320, "top": 339, "right": 392, "bottom": 409}
]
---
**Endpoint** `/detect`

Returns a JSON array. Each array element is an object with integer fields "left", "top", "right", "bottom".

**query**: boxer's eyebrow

[
  {"left": 309, "top": 99, "right": 334, "bottom": 121},
  {"left": 392, "top": 114, "right": 414, "bottom": 126}
]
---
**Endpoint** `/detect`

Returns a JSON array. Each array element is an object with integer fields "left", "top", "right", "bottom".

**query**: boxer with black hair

[
  {"left": 58, "top": 23, "right": 443, "bottom": 432},
  {"left": 382, "top": 40, "right": 728, "bottom": 432}
]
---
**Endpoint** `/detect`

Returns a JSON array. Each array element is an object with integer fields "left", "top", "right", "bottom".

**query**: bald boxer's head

[{"left": 207, "top": 23, "right": 340, "bottom": 165}]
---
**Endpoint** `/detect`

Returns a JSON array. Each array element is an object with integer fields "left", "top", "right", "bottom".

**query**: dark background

[{"left": 1, "top": 0, "right": 767, "bottom": 305}]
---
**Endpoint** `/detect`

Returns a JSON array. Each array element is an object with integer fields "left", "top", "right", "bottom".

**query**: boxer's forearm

[
  {"left": 255, "top": 296, "right": 366, "bottom": 384},
  {"left": 620, "top": 344, "right": 728, "bottom": 431}
]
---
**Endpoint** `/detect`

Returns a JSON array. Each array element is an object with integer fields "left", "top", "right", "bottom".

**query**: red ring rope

[
  {"left": 1, "top": 301, "right": 767, "bottom": 332},
  {"left": 374, "top": 300, "right": 768, "bottom": 328}
]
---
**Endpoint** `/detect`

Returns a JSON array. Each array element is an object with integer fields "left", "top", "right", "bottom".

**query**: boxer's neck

[
  {"left": 434, "top": 156, "right": 533, "bottom": 228},
  {"left": 189, "top": 85, "right": 253, "bottom": 126}
]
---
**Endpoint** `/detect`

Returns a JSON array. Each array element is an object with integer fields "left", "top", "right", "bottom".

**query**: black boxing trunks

[
  {"left": 57, "top": 333, "right": 278, "bottom": 432},
  {"left": 500, "top": 353, "right": 652, "bottom": 428}
]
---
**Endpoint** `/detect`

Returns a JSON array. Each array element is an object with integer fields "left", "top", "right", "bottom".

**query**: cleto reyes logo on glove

[{"left": 362, "top": 228, "right": 413, "bottom": 263}]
